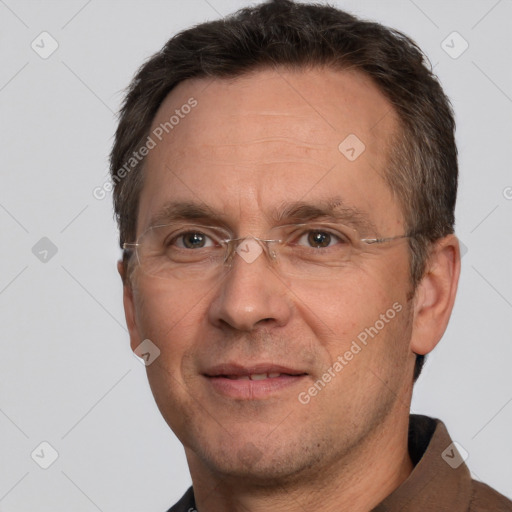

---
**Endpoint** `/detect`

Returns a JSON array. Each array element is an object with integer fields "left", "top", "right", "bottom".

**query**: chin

[{"left": 188, "top": 429, "right": 326, "bottom": 487}]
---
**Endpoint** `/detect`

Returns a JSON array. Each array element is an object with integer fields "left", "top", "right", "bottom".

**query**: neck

[{"left": 186, "top": 408, "right": 414, "bottom": 512}]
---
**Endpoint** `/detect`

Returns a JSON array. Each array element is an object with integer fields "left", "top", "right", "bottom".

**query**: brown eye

[
  {"left": 177, "top": 232, "right": 212, "bottom": 249},
  {"left": 307, "top": 231, "right": 332, "bottom": 248}
]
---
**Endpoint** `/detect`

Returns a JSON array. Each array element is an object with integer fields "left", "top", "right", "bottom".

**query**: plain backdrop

[{"left": 0, "top": 0, "right": 511, "bottom": 510}]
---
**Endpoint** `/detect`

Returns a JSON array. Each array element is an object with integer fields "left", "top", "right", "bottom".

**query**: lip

[
  {"left": 205, "top": 363, "right": 306, "bottom": 378},
  {"left": 203, "top": 363, "right": 308, "bottom": 400}
]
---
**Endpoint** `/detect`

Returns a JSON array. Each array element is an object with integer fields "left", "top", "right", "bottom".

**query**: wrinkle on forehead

[
  {"left": 170, "top": 137, "right": 333, "bottom": 169},
  {"left": 199, "top": 136, "right": 327, "bottom": 149},
  {"left": 149, "top": 66, "right": 396, "bottom": 153}
]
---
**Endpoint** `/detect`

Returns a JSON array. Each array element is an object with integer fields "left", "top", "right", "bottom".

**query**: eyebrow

[
  {"left": 147, "top": 197, "right": 378, "bottom": 235},
  {"left": 148, "top": 201, "right": 224, "bottom": 229},
  {"left": 272, "top": 198, "right": 378, "bottom": 235}
]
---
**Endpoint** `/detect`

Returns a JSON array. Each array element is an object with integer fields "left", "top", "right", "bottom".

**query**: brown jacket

[
  {"left": 373, "top": 415, "right": 512, "bottom": 511},
  {"left": 167, "top": 415, "right": 512, "bottom": 511}
]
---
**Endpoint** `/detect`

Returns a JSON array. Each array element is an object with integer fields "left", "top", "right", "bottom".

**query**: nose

[{"left": 208, "top": 239, "right": 293, "bottom": 332}]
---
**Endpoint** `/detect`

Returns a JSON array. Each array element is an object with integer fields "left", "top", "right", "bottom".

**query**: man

[{"left": 110, "top": 1, "right": 512, "bottom": 510}]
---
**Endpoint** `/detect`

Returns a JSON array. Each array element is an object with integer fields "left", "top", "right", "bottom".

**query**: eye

[
  {"left": 297, "top": 229, "right": 348, "bottom": 249},
  {"left": 174, "top": 231, "right": 216, "bottom": 249}
]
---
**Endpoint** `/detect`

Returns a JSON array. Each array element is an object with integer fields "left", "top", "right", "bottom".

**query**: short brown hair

[{"left": 110, "top": 0, "right": 458, "bottom": 380}]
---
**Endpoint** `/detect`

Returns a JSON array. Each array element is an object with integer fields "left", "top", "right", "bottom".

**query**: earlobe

[
  {"left": 117, "top": 260, "right": 142, "bottom": 352},
  {"left": 410, "top": 235, "right": 461, "bottom": 356}
]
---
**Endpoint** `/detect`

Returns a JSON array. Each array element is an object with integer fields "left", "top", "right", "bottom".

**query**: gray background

[{"left": 0, "top": 0, "right": 511, "bottom": 510}]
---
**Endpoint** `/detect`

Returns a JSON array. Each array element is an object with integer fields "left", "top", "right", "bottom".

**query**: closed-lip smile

[{"left": 203, "top": 363, "right": 308, "bottom": 399}]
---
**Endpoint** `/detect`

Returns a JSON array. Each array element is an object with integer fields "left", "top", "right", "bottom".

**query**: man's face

[{"left": 125, "top": 67, "right": 418, "bottom": 482}]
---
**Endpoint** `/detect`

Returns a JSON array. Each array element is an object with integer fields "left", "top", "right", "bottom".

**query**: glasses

[{"left": 123, "top": 222, "right": 414, "bottom": 281}]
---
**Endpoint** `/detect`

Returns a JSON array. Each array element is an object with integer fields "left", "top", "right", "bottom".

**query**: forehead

[{"left": 138, "top": 66, "right": 402, "bottom": 234}]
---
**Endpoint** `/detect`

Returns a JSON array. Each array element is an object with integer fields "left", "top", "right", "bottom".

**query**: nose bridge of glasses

[{"left": 227, "top": 235, "right": 279, "bottom": 266}]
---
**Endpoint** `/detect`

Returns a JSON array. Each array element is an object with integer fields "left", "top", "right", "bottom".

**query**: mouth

[
  {"left": 203, "top": 364, "right": 308, "bottom": 400},
  {"left": 221, "top": 372, "right": 293, "bottom": 380}
]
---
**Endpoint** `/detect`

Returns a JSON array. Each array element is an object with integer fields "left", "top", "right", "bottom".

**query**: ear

[
  {"left": 410, "top": 235, "right": 461, "bottom": 356},
  {"left": 118, "top": 260, "right": 142, "bottom": 352}
]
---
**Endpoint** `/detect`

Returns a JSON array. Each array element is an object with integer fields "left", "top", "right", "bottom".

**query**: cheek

[
  {"left": 287, "top": 256, "right": 412, "bottom": 386},
  {"left": 132, "top": 278, "right": 210, "bottom": 356},
  {"left": 290, "top": 256, "right": 408, "bottom": 327}
]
